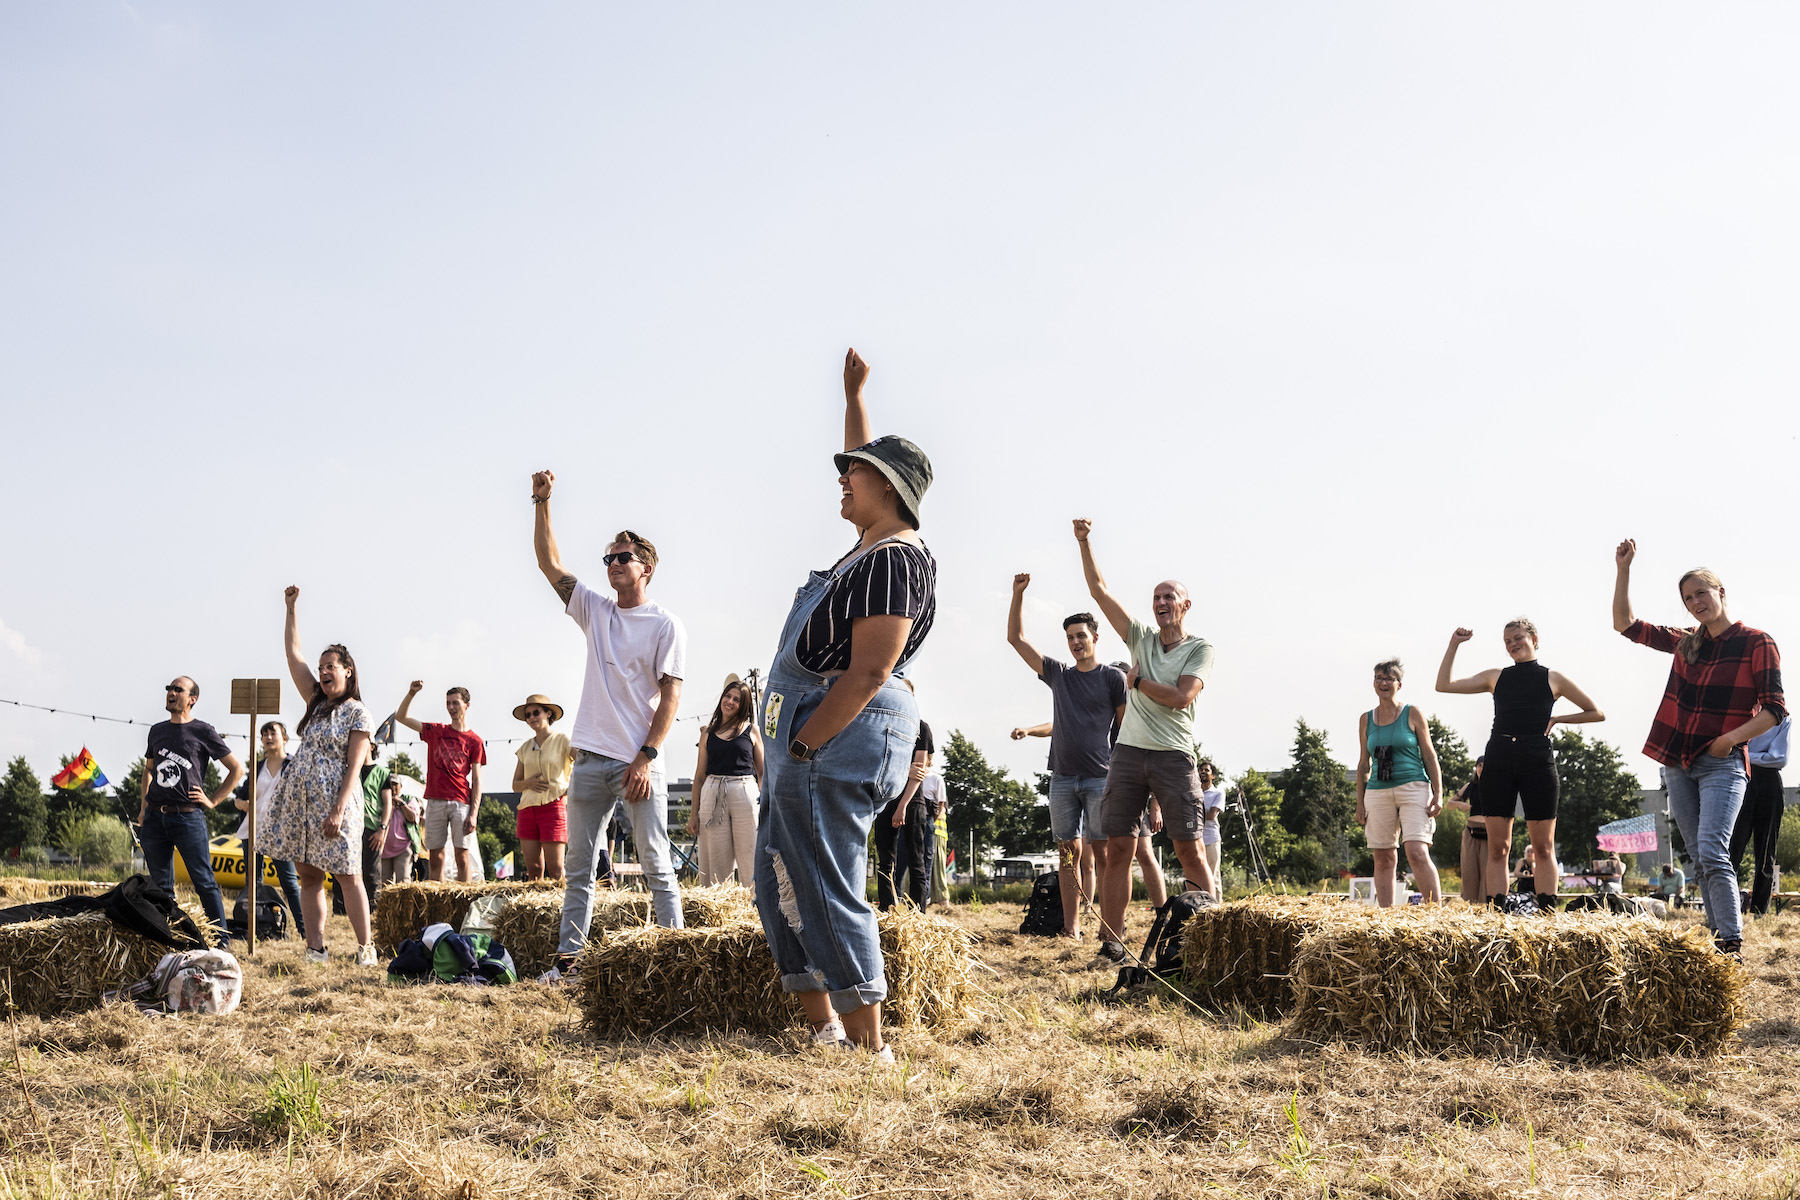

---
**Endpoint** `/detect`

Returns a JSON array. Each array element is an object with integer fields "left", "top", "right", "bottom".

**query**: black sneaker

[
  {"left": 1535, "top": 893, "right": 1561, "bottom": 914},
  {"left": 1096, "top": 940, "right": 1127, "bottom": 964},
  {"left": 1715, "top": 938, "right": 1744, "bottom": 963}
]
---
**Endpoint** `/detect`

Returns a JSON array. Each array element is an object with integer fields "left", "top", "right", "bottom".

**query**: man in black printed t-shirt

[
  {"left": 138, "top": 676, "right": 244, "bottom": 945},
  {"left": 875, "top": 706, "right": 936, "bottom": 910}
]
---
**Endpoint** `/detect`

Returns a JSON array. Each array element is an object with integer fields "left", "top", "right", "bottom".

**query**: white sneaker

[
  {"left": 303, "top": 947, "right": 329, "bottom": 964},
  {"left": 354, "top": 944, "right": 378, "bottom": 968},
  {"left": 809, "top": 1021, "right": 848, "bottom": 1047},
  {"left": 870, "top": 1044, "right": 896, "bottom": 1064}
]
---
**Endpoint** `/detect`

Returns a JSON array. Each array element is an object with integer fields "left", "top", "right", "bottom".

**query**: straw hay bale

[
  {"left": 1287, "top": 907, "right": 1747, "bottom": 1057},
  {"left": 1177, "top": 896, "right": 1365, "bottom": 1015},
  {"left": 370, "top": 880, "right": 563, "bottom": 952},
  {"left": 0, "top": 907, "right": 218, "bottom": 1018},
  {"left": 576, "top": 908, "right": 973, "bottom": 1038},
  {"left": 492, "top": 883, "right": 757, "bottom": 976}
]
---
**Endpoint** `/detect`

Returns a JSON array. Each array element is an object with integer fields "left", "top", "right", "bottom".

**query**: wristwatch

[
  {"left": 789, "top": 738, "right": 818, "bottom": 762},
  {"left": 639, "top": 745, "right": 659, "bottom": 761}
]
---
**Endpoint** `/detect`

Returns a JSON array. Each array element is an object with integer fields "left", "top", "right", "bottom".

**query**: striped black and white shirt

[{"left": 796, "top": 539, "right": 937, "bottom": 675}]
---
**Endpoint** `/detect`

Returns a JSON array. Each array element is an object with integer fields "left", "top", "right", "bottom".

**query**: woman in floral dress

[{"left": 264, "top": 585, "right": 378, "bottom": 965}]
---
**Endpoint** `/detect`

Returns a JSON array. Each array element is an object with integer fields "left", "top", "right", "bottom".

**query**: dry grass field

[{"left": 3, "top": 896, "right": 1799, "bottom": 1200}]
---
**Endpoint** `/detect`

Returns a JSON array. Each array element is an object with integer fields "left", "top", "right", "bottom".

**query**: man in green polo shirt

[{"left": 1073, "top": 518, "right": 1216, "bottom": 963}]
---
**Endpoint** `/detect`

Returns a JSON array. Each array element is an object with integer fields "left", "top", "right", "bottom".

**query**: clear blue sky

[{"left": 4, "top": 4, "right": 1798, "bottom": 791}]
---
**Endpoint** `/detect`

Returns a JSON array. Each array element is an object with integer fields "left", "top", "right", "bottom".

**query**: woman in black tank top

[
  {"left": 684, "top": 678, "right": 764, "bottom": 895},
  {"left": 1436, "top": 619, "right": 1604, "bottom": 909}
]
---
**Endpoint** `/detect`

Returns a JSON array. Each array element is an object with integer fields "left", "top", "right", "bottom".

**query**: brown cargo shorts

[{"left": 1097, "top": 744, "right": 1204, "bottom": 842}]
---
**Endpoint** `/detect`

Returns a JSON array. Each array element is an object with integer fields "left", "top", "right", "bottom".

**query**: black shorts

[
  {"left": 1098, "top": 745, "right": 1204, "bottom": 841},
  {"left": 1480, "top": 734, "right": 1559, "bottom": 823}
]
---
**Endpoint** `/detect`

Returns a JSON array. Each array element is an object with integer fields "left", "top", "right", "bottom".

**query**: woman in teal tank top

[{"left": 1355, "top": 658, "right": 1444, "bottom": 906}]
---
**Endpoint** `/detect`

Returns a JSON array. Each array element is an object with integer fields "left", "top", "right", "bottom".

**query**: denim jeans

[
  {"left": 140, "top": 807, "right": 229, "bottom": 945},
  {"left": 756, "top": 676, "right": 916, "bottom": 1013},
  {"left": 1047, "top": 772, "right": 1106, "bottom": 843},
  {"left": 1664, "top": 753, "right": 1748, "bottom": 943},
  {"left": 254, "top": 850, "right": 307, "bottom": 938},
  {"left": 560, "top": 750, "right": 683, "bottom": 954}
]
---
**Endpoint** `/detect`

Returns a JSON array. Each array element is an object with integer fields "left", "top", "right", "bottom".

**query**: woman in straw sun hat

[
  {"left": 685, "top": 674, "right": 763, "bottom": 894},
  {"left": 755, "top": 347, "right": 936, "bottom": 1064},
  {"left": 512, "top": 694, "right": 573, "bottom": 881}
]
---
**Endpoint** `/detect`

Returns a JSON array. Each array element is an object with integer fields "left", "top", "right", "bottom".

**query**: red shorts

[{"left": 516, "top": 798, "right": 568, "bottom": 843}]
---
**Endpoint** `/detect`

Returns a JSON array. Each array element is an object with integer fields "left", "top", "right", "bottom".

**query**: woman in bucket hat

[
  {"left": 511, "top": 694, "right": 573, "bottom": 880},
  {"left": 755, "top": 347, "right": 936, "bottom": 1064}
]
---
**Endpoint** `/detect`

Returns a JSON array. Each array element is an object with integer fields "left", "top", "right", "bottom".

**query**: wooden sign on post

[{"left": 229, "top": 678, "right": 281, "bottom": 956}]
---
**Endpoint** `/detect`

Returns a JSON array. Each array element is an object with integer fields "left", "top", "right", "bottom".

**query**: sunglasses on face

[
  {"left": 602, "top": 552, "right": 639, "bottom": 567},
  {"left": 525, "top": 708, "right": 545, "bottom": 718},
  {"left": 165, "top": 684, "right": 190, "bottom": 695}
]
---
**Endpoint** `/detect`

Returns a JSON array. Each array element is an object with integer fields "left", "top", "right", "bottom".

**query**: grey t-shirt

[{"left": 1040, "top": 657, "right": 1128, "bottom": 779}]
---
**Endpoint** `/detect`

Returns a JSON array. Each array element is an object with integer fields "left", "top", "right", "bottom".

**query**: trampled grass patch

[{"left": 2, "top": 894, "right": 1797, "bottom": 1198}]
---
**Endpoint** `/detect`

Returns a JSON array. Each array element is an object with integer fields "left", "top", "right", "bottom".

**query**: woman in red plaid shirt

[{"left": 1613, "top": 539, "right": 1784, "bottom": 958}]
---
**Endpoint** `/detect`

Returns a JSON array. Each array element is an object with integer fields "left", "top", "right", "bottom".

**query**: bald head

[{"left": 1150, "top": 580, "right": 1192, "bottom": 632}]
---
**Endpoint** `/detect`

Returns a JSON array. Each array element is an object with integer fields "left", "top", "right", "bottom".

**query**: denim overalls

[{"left": 755, "top": 540, "right": 922, "bottom": 1013}]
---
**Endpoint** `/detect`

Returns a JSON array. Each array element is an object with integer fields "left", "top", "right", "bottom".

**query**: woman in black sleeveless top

[
  {"left": 684, "top": 677, "right": 763, "bottom": 895},
  {"left": 1436, "top": 619, "right": 1604, "bottom": 909}
]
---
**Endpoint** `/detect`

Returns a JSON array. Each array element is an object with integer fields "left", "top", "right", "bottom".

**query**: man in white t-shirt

[
  {"left": 1197, "top": 760, "right": 1225, "bottom": 898},
  {"left": 532, "top": 470, "right": 687, "bottom": 978}
]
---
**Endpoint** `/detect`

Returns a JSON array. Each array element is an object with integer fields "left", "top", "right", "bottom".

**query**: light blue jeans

[
  {"left": 756, "top": 677, "right": 915, "bottom": 1013},
  {"left": 560, "top": 750, "right": 684, "bottom": 955},
  {"left": 1663, "top": 753, "right": 1748, "bottom": 943},
  {"left": 1047, "top": 772, "right": 1107, "bottom": 843}
]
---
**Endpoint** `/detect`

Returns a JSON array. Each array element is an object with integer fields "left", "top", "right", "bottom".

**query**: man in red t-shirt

[{"left": 397, "top": 681, "right": 488, "bottom": 882}]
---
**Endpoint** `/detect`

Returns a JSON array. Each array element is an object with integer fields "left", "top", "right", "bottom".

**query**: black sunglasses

[
  {"left": 524, "top": 708, "right": 546, "bottom": 718},
  {"left": 165, "top": 683, "right": 190, "bottom": 695},
  {"left": 602, "top": 552, "right": 640, "bottom": 566}
]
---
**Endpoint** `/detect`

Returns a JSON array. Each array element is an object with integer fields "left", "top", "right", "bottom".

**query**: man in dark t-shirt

[
  {"left": 1006, "top": 573, "right": 1128, "bottom": 941},
  {"left": 138, "top": 675, "right": 244, "bottom": 945},
  {"left": 876, "top": 711, "right": 936, "bottom": 910}
]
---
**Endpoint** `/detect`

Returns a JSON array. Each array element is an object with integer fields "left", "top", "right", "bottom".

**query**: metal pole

[{"left": 245, "top": 708, "right": 257, "bottom": 956}]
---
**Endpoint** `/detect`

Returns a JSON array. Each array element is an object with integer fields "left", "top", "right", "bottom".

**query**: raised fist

[
  {"left": 1012, "top": 573, "right": 1030, "bottom": 593},
  {"left": 1449, "top": 627, "right": 1474, "bottom": 645},
  {"left": 843, "top": 348, "right": 870, "bottom": 396},
  {"left": 284, "top": 585, "right": 299, "bottom": 608},
  {"left": 532, "top": 470, "right": 555, "bottom": 502},
  {"left": 407, "top": 680, "right": 424, "bottom": 695},
  {"left": 1072, "top": 519, "right": 1092, "bottom": 542},
  {"left": 1010, "top": 727, "right": 1028, "bottom": 740},
  {"left": 1615, "top": 539, "right": 1636, "bottom": 569}
]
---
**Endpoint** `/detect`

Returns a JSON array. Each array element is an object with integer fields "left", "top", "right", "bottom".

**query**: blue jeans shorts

[{"left": 1047, "top": 773, "right": 1107, "bottom": 842}]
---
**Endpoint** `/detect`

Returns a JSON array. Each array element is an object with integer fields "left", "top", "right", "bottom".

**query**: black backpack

[
  {"left": 1107, "top": 889, "right": 1218, "bottom": 993},
  {"left": 0, "top": 875, "right": 209, "bottom": 949},
  {"left": 1018, "top": 870, "right": 1064, "bottom": 936},
  {"left": 230, "top": 884, "right": 291, "bottom": 940}
]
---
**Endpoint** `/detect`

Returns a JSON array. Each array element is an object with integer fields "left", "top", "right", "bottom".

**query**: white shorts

[
  {"left": 1364, "top": 780, "right": 1434, "bottom": 850},
  {"left": 425, "top": 799, "right": 475, "bottom": 851}
]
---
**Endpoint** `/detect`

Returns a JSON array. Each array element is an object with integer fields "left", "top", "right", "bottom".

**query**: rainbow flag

[{"left": 52, "top": 747, "right": 109, "bottom": 791}]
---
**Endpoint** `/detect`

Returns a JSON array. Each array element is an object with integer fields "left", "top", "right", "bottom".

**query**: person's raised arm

[
  {"left": 1009, "top": 722, "right": 1054, "bottom": 740},
  {"left": 1006, "top": 573, "right": 1049, "bottom": 674},
  {"left": 1436, "top": 628, "right": 1498, "bottom": 694},
  {"left": 1072, "top": 519, "right": 1132, "bottom": 642},
  {"left": 791, "top": 615, "right": 911, "bottom": 757},
  {"left": 1612, "top": 539, "right": 1637, "bottom": 633},
  {"left": 843, "top": 348, "right": 873, "bottom": 452},
  {"left": 532, "top": 470, "right": 578, "bottom": 605},
  {"left": 1547, "top": 674, "right": 1605, "bottom": 731},
  {"left": 282, "top": 586, "right": 318, "bottom": 701},
  {"left": 395, "top": 680, "right": 426, "bottom": 733}
]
